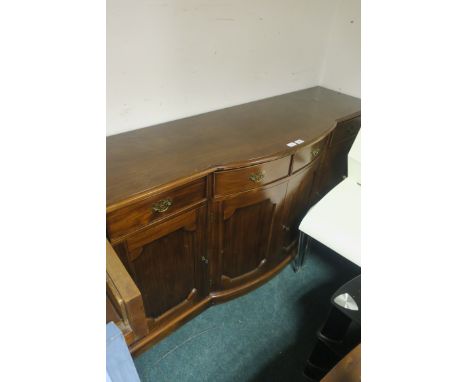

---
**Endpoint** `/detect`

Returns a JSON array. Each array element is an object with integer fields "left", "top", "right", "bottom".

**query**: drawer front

[
  {"left": 331, "top": 116, "right": 361, "bottom": 146},
  {"left": 107, "top": 178, "right": 206, "bottom": 239},
  {"left": 291, "top": 136, "right": 328, "bottom": 174},
  {"left": 214, "top": 156, "right": 291, "bottom": 196}
]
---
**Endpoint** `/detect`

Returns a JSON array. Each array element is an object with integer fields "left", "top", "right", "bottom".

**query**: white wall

[
  {"left": 107, "top": 0, "right": 360, "bottom": 136},
  {"left": 319, "top": 0, "right": 361, "bottom": 97}
]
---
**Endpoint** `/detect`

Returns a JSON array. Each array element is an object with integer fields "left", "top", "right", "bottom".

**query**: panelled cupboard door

[
  {"left": 318, "top": 120, "right": 360, "bottom": 198},
  {"left": 281, "top": 161, "right": 320, "bottom": 253},
  {"left": 115, "top": 205, "right": 207, "bottom": 321},
  {"left": 319, "top": 137, "right": 357, "bottom": 197},
  {"left": 213, "top": 181, "right": 288, "bottom": 291}
]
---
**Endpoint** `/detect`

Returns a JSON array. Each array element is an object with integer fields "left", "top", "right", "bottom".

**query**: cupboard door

[
  {"left": 318, "top": 119, "right": 360, "bottom": 197},
  {"left": 318, "top": 137, "right": 357, "bottom": 197},
  {"left": 282, "top": 161, "right": 320, "bottom": 253},
  {"left": 115, "top": 206, "right": 207, "bottom": 320},
  {"left": 330, "top": 116, "right": 361, "bottom": 146},
  {"left": 214, "top": 181, "right": 288, "bottom": 290}
]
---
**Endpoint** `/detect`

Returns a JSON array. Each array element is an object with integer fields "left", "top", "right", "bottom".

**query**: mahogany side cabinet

[{"left": 106, "top": 87, "right": 361, "bottom": 356}]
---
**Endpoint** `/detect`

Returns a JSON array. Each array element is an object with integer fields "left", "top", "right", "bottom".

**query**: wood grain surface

[{"left": 107, "top": 87, "right": 360, "bottom": 209}]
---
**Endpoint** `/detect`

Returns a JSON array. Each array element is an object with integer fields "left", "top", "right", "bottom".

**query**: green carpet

[{"left": 134, "top": 248, "right": 360, "bottom": 382}]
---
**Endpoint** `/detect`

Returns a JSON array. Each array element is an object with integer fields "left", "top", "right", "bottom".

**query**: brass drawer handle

[
  {"left": 249, "top": 171, "right": 265, "bottom": 183},
  {"left": 311, "top": 148, "right": 321, "bottom": 157},
  {"left": 152, "top": 198, "right": 172, "bottom": 213}
]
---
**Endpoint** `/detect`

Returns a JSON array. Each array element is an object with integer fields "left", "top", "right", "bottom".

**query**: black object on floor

[{"left": 304, "top": 276, "right": 361, "bottom": 381}]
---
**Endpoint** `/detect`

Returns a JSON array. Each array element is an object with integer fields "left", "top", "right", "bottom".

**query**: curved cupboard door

[
  {"left": 318, "top": 138, "right": 356, "bottom": 197},
  {"left": 114, "top": 205, "right": 207, "bottom": 323},
  {"left": 213, "top": 181, "right": 288, "bottom": 291},
  {"left": 281, "top": 161, "right": 321, "bottom": 254}
]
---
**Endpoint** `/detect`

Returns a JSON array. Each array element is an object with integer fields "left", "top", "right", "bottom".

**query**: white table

[{"left": 294, "top": 131, "right": 361, "bottom": 269}]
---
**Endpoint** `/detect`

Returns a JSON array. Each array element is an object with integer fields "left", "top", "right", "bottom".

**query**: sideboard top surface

[{"left": 107, "top": 86, "right": 361, "bottom": 208}]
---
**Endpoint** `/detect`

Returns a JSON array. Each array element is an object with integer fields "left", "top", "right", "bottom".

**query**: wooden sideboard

[{"left": 106, "top": 87, "right": 361, "bottom": 355}]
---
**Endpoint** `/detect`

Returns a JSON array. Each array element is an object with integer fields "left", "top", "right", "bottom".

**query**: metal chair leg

[{"left": 293, "top": 231, "right": 308, "bottom": 272}]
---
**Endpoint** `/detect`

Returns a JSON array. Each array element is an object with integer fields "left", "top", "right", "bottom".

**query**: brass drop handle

[
  {"left": 311, "top": 148, "right": 321, "bottom": 157},
  {"left": 249, "top": 171, "right": 265, "bottom": 183},
  {"left": 152, "top": 198, "right": 172, "bottom": 213}
]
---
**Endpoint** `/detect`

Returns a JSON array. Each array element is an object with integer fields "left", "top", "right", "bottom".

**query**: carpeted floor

[{"left": 134, "top": 247, "right": 360, "bottom": 382}]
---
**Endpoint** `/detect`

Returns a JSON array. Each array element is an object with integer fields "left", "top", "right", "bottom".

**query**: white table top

[{"left": 299, "top": 177, "right": 361, "bottom": 266}]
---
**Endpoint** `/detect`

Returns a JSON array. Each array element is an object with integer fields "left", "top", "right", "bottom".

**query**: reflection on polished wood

[{"left": 106, "top": 87, "right": 361, "bottom": 355}]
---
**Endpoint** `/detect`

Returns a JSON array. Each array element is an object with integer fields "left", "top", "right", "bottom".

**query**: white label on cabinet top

[
  {"left": 287, "top": 142, "right": 297, "bottom": 147},
  {"left": 295, "top": 139, "right": 304, "bottom": 144}
]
